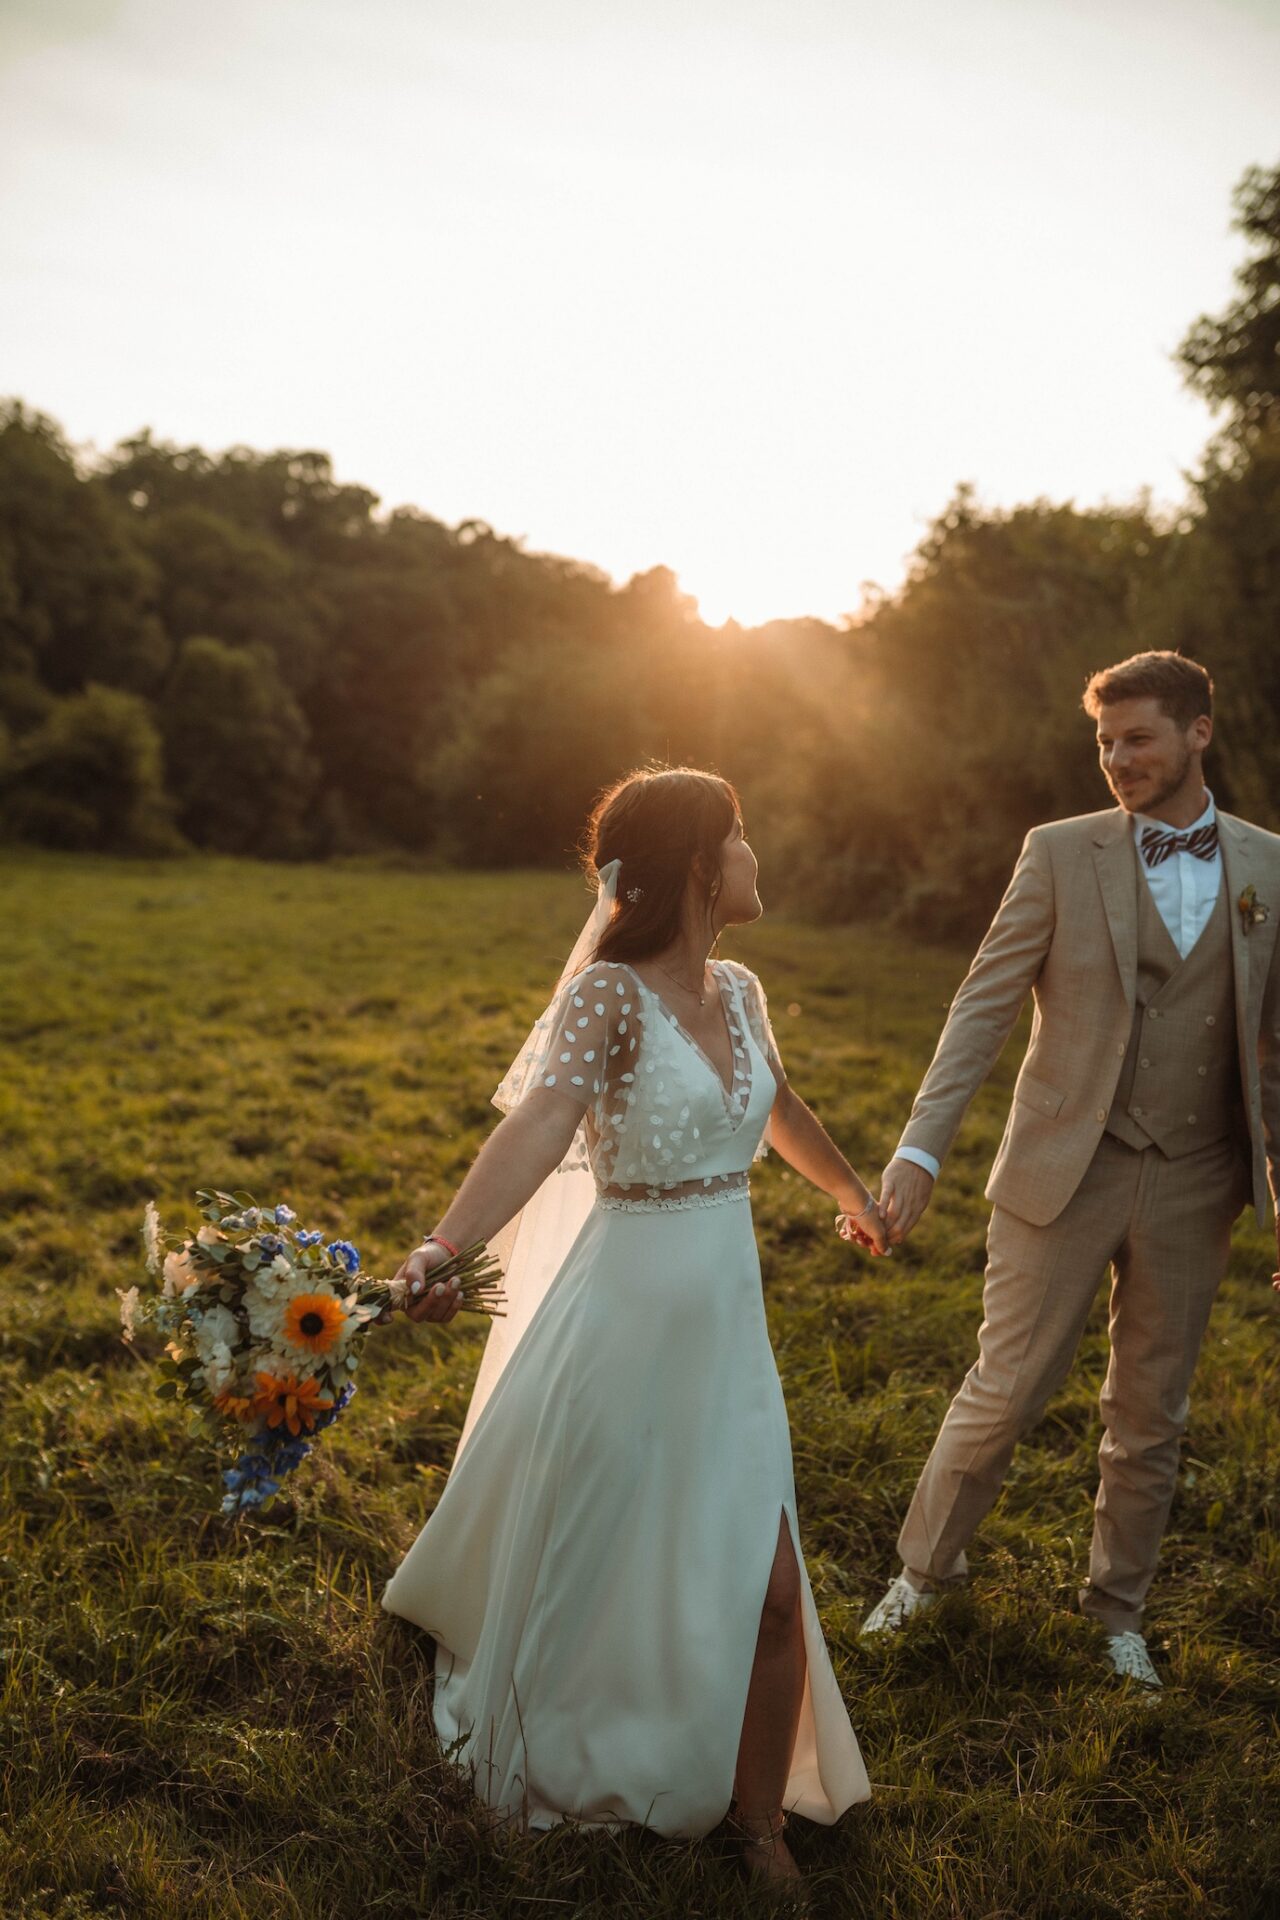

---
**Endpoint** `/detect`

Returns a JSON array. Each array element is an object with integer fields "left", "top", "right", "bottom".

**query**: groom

[{"left": 862, "top": 650, "right": 1280, "bottom": 1686}]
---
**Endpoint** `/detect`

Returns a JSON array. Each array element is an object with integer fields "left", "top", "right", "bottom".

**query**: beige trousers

[{"left": 897, "top": 1132, "right": 1250, "bottom": 1633}]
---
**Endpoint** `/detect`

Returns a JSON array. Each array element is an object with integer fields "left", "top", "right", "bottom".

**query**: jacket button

[
  {"left": 1188, "top": 1114, "right": 1198, "bottom": 1125},
  {"left": 1206, "top": 1015, "right": 1216, "bottom": 1026},
  {"left": 1116, "top": 1042, "right": 1125, "bottom": 1056},
  {"left": 1148, "top": 1008, "right": 1160, "bottom": 1020},
  {"left": 1140, "top": 1058, "right": 1150, "bottom": 1068},
  {"left": 1097, "top": 1109, "right": 1107, "bottom": 1122},
  {"left": 1132, "top": 1106, "right": 1145, "bottom": 1117},
  {"left": 1197, "top": 1065, "right": 1207, "bottom": 1076}
]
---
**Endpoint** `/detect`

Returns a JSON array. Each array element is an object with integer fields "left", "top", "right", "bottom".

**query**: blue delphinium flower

[
  {"left": 326, "top": 1239, "right": 361, "bottom": 1276},
  {"left": 220, "top": 1421, "right": 325, "bottom": 1514},
  {"left": 221, "top": 1452, "right": 282, "bottom": 1512},
  {"left": 220, "top": 1395, "right": 356, "bottom": 1512},
  {"left": 221, "top": 1482, "right": 269, "bottom": 1512},
  {"left": 311, "top": 1383, "right": 356, "bottom": 1432},
  {"left": 258, "top": 1233, "right": 284, "bottom": 1255},
  {"left": 296, "top": 1229, "right": 323, "bottom": 1247},
  {"left": 273, "top": 1204, "right": 296, "bottom": 1225}
]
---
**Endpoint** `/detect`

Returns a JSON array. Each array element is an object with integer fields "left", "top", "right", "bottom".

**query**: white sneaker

[
  {"left": 859, "top": 1572, "right": 936, "bottom": 1637},
  {"left": 1104, "top": 1630, "right": 1162, "bottom": 1689}
]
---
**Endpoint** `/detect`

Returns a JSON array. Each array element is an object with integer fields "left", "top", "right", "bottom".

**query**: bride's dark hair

[{"left": 583, "top": 765, "right": 742, "bottom": 966}]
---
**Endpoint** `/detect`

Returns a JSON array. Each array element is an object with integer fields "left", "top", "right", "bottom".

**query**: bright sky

[{"left": 2, "top": 0, "right": 1277, "bottom": 626}]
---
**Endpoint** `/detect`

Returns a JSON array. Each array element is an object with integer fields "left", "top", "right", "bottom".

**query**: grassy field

[{"left": 2, "top": 850, "right": 1278, "bottom": 1920}]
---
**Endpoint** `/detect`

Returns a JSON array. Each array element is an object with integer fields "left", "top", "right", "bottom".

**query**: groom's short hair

[{"left": 1082, "top": 651, "right": 1214, "bottom": 729}]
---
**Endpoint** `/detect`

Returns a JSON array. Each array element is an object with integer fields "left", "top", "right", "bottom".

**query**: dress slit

[{"left": 721, "top": 1500, "right": 812, "bottom": 1824}]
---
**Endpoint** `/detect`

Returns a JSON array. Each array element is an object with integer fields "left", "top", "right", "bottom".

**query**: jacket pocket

[{"left": 1013, "top": 1068, "right": 1065, "bottom": 1119}]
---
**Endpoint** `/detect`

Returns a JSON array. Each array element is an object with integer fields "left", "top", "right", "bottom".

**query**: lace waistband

[{"left": 595, "top": 1171, "right": 750, "bottom": 1213}]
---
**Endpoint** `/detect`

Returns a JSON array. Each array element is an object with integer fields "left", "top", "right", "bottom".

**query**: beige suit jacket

[{"left": 899, "top": 807, "right": 1280, "bottom": 1227}]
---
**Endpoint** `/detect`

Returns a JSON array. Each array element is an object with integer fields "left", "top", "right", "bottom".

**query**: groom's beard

[{"left": 1106, "top": 743, "right": 1194, "bottom": 814}]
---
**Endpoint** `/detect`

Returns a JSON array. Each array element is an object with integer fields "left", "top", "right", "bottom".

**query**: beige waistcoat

[{"left": 1105, "top": 871, "right": 1243, "bottom": 1157}]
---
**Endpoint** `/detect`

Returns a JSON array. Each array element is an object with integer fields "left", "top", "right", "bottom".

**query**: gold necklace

[{"left": 655, "top": 958, "right": 709, "bottom": 1006}]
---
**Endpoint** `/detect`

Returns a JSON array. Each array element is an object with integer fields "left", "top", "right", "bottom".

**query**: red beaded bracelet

[{"left": 422, "top": 1232, "right": 460, "bottom": 1259}]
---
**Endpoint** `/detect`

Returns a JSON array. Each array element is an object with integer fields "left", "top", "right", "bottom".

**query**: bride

[{"left": 381, "top": 766, "right": 886, "bottom": 1890}]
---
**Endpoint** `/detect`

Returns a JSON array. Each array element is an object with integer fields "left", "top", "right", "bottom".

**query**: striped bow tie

[{"left": 1139, "top": 821, "right": 1219, "bottom": 867}]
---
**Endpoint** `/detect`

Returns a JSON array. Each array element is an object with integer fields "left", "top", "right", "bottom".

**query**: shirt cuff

[{"left": 894, "top": 1145, "right": 940, "bottom": 1181}]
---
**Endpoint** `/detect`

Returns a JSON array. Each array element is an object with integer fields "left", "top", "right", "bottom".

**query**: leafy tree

[
  {"left": 431, "top": 639, "right": 651, "bottom": 866},
  {"left": 0, "top": 402, "right": 168, "bottom": 694},
  {"left": 1178, "top": 161, "right": 1280, "bottom": 451},
  {"left": 1, "top": 682, "right": 180, "bottom": 852},
  {"left": 159, "top": 636, "right": 314, "bottom": 855},
  {"left": 1153, "top": 160, "right": 1280, "bottom": 824},
  {"left": 1137, "top": 433, "right": 1280, "bottom": 826},
  {"left": 99, "top": 433, "right": 380, "bottom": 554},
  {"left": 778, "top": 491, "right": 1164, "bottom": 936},
  {"left": 144, "top": 505, "right": 328, "bottom": 691},
  {"left": 0, "top": 671, "right": 55, "bottom": 738},
  {"left": 302, "top": 562, "right": 454, "bottom": 849}
]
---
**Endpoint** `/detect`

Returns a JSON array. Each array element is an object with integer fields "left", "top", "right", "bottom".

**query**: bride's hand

[
  {"left": 394, "top": 1240, "right": 464, "bottom": 1324},
  {"left": 835, "top": 1199, "right": 890, "bottom": 1257}
]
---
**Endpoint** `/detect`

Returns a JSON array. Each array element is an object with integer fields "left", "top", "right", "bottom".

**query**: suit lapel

[
  {"left": 1218, "top": 814, "right": 1258, "bottom": 1035},
  {"left": 1091, "top": 811, "right": 1138, "bottom": 1006}
]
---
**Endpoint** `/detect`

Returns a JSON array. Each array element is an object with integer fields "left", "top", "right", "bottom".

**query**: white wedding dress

[{"left": 381, "top": 956, "right": 870, "bottom": 1837}]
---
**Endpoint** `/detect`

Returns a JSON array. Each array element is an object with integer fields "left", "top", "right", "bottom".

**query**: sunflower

[
  {"left": 251, "top": 1370, "right": 334, "bottom": 1436},
  {"left": 213, "top": 1387, "right": 256, "bottom": 1422},
  {"left": 246, "top": 1275, "right": 356, "bottom": 1364},
  {"left": 279, "top": 1290, "right": 349, "bottom": 1359}
]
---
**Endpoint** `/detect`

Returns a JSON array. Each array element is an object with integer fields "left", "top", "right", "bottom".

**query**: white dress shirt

[
  {"left": 893, "top": 790, "right": 1223, "bottom": 1184},
  {"left": 1130, "top": 788, "right": 1221, "bottom": 960}
]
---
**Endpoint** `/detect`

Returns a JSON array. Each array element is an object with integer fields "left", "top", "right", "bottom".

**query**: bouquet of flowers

[{"left": 119, "top": 1189, "right": 504, "bottom": 1514}]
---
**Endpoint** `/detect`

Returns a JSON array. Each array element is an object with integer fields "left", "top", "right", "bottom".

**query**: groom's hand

[{"left": 879, "top": 1157, "right": 935, "bottom": 1246}]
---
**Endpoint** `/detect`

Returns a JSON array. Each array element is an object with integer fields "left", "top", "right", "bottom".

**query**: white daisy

[
  {"left": 191, "top": 1303, "right": 242, "bottom": 1368},
  {"left": 200, "top": 1340, "right": 236, "bottom": 1395},
  {"left": 243, "top": 1253, "right": 294, "bottom": 1311}
]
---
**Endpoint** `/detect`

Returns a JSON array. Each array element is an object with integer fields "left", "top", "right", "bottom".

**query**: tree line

[{"left": 1, "top": 162, "right": 1276, "bottom": 938}]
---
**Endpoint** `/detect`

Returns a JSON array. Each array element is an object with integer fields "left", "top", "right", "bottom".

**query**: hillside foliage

[{"left": 1, "top": 163, "right": 1277, "bottom": 937}]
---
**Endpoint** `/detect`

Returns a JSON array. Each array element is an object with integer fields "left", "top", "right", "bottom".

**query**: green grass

[{"left": 1, "top": 849, "right": 1278, "bottom": 1920}]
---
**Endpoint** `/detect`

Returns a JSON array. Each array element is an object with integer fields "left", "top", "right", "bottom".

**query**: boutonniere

[{"left": 1238, "top": 884, "right": 1270, "bottom": 935}]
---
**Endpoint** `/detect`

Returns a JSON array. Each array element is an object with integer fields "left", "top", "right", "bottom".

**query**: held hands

[
  {"left": 835, "top": 1196, "right": 891, "bottom": 1257},
  {"left": 878, "top": 1156, "right": 935, "bottom": 1247},
  {"left": 391, "top": 1239, "right": 464, "bottom": 1325}
]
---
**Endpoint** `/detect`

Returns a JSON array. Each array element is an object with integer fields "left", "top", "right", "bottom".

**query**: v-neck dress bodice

[
  {"left": 382, "top": 956, "right": 869, "bottom": 1838},
  {"left": 576, "top": 960, "right": 776, "bottom": 1208},
  {"left": 629, "top": 962, "right": 752, "bottom": 1111}
]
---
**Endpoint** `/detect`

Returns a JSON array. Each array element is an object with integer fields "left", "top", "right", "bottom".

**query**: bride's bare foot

[{"left": 727, "top": 1806, "right": 805, "bottom": 1900}]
